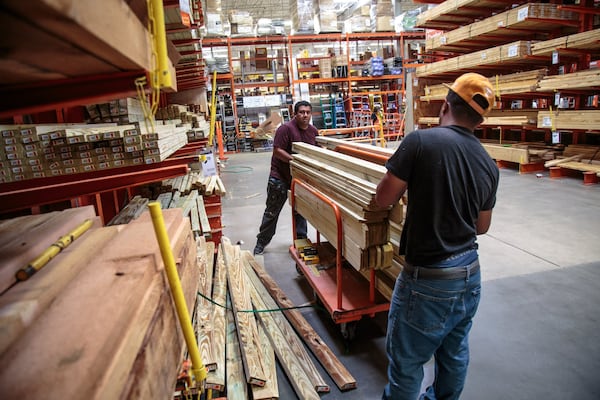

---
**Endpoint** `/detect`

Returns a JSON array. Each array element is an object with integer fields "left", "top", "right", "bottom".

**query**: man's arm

[
  {"left": 273, "top": 146, "right": 292, "bottom": 163},
  {"left": 476, "top": 209, "right": 493, "bottom": 234},
  {"left": 376, "top": 171, "right": 408, "bottom": 208}
]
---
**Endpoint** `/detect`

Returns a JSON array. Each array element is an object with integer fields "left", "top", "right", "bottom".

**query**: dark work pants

[{"left": 256, "top": 177, "right": 307, "bottom": 247}]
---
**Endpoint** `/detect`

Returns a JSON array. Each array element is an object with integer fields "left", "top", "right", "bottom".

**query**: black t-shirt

[{"left": 385, "top": 125, "right": 499, "bottom": 265}]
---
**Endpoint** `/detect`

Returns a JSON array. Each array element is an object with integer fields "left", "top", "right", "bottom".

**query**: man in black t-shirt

[
  {"left": 376, "top": 73, "right": 499, "bottom": 400},
  {"left": 253, "top": 101, "right": 318, "bottom": 256}
]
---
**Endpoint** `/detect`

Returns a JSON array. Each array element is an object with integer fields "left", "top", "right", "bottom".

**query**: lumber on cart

[
  {"left": 291, "top": 142, "right": 397, "bottom": 271},
  {"left": 0, "top": 208, "right": 200, "bottom": 399},
  {"left": 197, "top": 237, "right": 357, "bottom": 398},
  {"left": 424, "top": 3, "right": 579, "bottom": 52}
]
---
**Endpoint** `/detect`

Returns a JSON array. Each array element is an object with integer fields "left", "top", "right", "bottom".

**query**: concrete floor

[{"left": 219, "top": 149, "right": 600, "bottom": 400}]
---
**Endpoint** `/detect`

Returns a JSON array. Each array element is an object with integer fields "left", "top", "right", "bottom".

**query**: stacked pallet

[
  {"left": 291, "top": 142, "right": 395, "bottom": 271},
  {"left": 425, "top": 4, "right": 579, "bottom": 52},
  {"left": 198, "top": 237, "right": 356, "bottom": 398},
  {"left": 537, "top": 69, "right": 600, "bottom": 92},
  {"left": 137, "top": 123, "right": 189, "bottom": 163},
  {"left": 531, "top": 28, "right": 600, "bottom": 56},
  {"left": 537, "top": 110, "right": 600, "bottom": 131},
  {"left": 416, "top": 41, "right": 533, "bottom": 78},
  {"left": 0, "top": 207, "right": 200, "bottom": 399}
]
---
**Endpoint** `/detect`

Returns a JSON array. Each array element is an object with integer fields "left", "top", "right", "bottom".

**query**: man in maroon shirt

[{"left": 253, "top": 100, "right": 318, "bottom": 255}]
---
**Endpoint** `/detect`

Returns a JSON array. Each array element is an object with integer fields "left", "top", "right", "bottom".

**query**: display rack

[{"left": 415, "top": 0, "right": 600, "bottom": 182}]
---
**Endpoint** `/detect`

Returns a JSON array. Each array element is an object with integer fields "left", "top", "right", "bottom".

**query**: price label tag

[
  {"left": 552, "top": 51, "right": 559, "bottom": 65},
  {"left": 201, "top": 152, "right": 217, "bottom": 177},
  {"left": 507, "top": 45, "right": 518, "bottom": 58},
  {"left": 440, "top": 36, "right": 447, "bottom": 45},
  {"left": 554, "top": 93, "right": 561, "bottom": 106},
  {"left": 542, "top": 116, "right": 552, "bottom": 127},
  {"left": 552, "top": 131, "right": 561, "bottom": 144},
  {"left": 517, "top": 7, "right": 528, "bottom": 22}
]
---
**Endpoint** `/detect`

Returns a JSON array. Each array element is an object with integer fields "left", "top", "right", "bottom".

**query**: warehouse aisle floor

[{"left": 219, "top": 150, "right": 600, "bottom": 400}]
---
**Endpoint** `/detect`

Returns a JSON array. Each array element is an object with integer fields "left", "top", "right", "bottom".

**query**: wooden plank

[
  {"left": 195, "top": 236, "right": 217, "bottom": 371},
  {"left": 537, "top": 110, "right": 600, "bottom": 131},
  {"left": 293, "top": 142, "right": 387, "bottom": 184},
  {"left": 0, "top": 225, "right": 114, "bottom": 356},
  {"left": 205, "top": 245, "right": 227, "bottom": 391},
  {"left": 225, "top": 305, "right": 249, "bottom": 400},
  {"left": 120, "top": 227, "right": 199, "bottom": 399},
  {"left": 252, "top": 322, "right": 279, "bottom": 400},
  {"left": 197, "top": 195, "right": 212, "bottom": 236},
  {"left": 482, "top": 143, "right": 530, "bottom": 164},
  {"left": 0, "top": 205, "right": 99, "bottom": 295},
  {"left": 0, "top": 209, "right": 195, "bottom": 399},
  {"left": 244, "top": 252, "right": 357, "bottom": 391},
  {"left": 222, "top": 237, "right": 266, "bottom": 386},
  {"left": 3, "top": 0, "right": 152, "bottom": 71},
  {"left": 245, "top": 258, "right": 328, "bottom": 394}
]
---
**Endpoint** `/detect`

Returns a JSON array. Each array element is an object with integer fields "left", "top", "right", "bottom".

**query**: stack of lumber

[
  {"left": 482, "top": 141, "right": 563, "bottom": 165},
  {"left": 416, "top": 41, "right": 533, "bottom": 78},
  {"left": 0, "top": 122, "right": 189, "bottom": 183},
  {"left": 425, "top": 4, "right": 578, "bottom": 52},
  {"left": 198, "top": 237, "right": 356, "bottom": 398},
  {"left": 537, "top": 110, "right": 600, "bottom": 131},
  {"left": 419, "top": 113, "right": 536, "bottom": 127},
  {"left": 160, "top": 172, "right": 227, "bottom": 196},
  {"left": 113, "top": 168, "right": 227, "bottom": 239},
  {"left": 531, "top": 28, "right": 600, "bottom": 56},
  {"left": 291, "top": 142, "right": 396, "bottom": 271},
  {"left": 537, "top": 69, "right": 600, "bottom": 92},
  {"left": 547, "top": 144, "right": 600, "bottom": 177},
  {"left": 415, "top": 0, "right": 517, "bottom": 30},
  {"left": 420, "top": 69, "right": 547, "bottom": 102},
  {"left": 0, "top": 207, "right": 200, "bottom": 399},
  {"left": 137, "top": 123, "right": 189, "bottom": 163}
]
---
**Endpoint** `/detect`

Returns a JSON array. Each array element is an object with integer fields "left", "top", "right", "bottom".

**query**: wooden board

[
  {"left": 0, "top": 205, "right": 99, "bottom": 295},
  {"left": 482, "top": 143, "right": 530, "bottom": 164},
  {"left": 416, "top": 0, "right": 517, "bottom": 30},
  {"left": 204, "top": 245, "right": 228, "bottom": 391},
  {"left": 244, "top": 252, "right": 357, "bottom": 391},
  {"left": 225, "top": 306, "right": 249, "bottom": 400},
  {"left": 537, "top": 110, "right": 600, "bottom": 131},
  {"left": 222, "top": 238, "right": 266, "bottom": 386},
  {"left": 425, "top": 4, "right": 579, "bottom": 52},
  {"left": 245, "top": 258, "right": 328, "bottom": 393},
  {"left": 0, "top": 209, "right": 198, "bottom": 399}
]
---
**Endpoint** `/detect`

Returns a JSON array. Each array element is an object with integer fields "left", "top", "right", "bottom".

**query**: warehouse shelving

[{"left": 415, "top": 0, "right": 600, "bottom": 182}]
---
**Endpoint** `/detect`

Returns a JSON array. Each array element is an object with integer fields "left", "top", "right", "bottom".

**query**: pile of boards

[
  {"left": 195, "top": 237, "right": 357, "bottom": 399},
  {"left": 290, "top": 142, "right": 397, "bottom": 271},
  {"left": 0, "top": 206, "right": 199, "bottom": 399},
  {"left": 545, "top": 144, "right": 600, "bottom": 177},
  {"left": 110, "top": 170, "right": 227, "bottom": 240}
]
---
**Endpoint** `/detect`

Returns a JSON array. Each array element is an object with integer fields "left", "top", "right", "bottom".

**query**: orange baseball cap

[{"left": 444, "top": 73, "right": 495, "bottom": 116}]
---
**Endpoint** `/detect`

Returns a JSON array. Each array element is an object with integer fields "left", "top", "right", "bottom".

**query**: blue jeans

[
  {"left": 383, "top": 253, "right": 481, "bottom": 400},
  {"left": 256, "top": 177, "right": 307, "bottom": 247}
]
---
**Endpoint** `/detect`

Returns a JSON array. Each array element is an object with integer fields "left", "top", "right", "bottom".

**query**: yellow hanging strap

[
  {"left": 208, "top": 71, "right": 218, "bottom": 146},
  {"left": 495, "top": 75, "right": 501, "bottom": 104},
  {"left": 549, "top": 105, "right": 556, "bottom": 132},
  {"left": 377, "top": 109, "right": 386, "bottom": 148},
  {"left": 148, "top": 203, "right": 207, "bottom": 391}
]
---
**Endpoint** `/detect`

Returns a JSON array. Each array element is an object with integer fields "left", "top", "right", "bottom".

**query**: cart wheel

[
  {"left": 295, "top": 263, "right": 303, "bottom": 275},
  {"left": 340, "top": 321, "right": 358, "bottom": 342}
]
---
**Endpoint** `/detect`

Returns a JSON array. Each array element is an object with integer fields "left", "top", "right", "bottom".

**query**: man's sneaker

[{"left": 253, "top": 244, "right": 265, "bottom": 255}]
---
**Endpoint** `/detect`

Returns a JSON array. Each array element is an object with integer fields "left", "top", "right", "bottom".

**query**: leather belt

[{"left": 403, "top": 261, "right": 480, "bottom": 280}]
